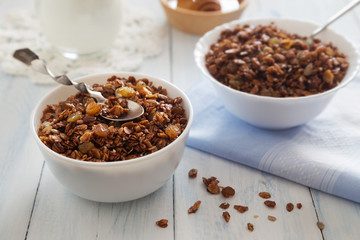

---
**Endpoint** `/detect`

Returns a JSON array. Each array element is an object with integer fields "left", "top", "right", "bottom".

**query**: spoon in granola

[
  {"left": 13, "top": 48, "right": 144, "bottom": 122},
  {"left": 306, "top": 0, "right": 360, "bottom": 45}
]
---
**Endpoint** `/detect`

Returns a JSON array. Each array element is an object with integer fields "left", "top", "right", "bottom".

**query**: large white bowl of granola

[{"left": 31, "top": 72, "right": 193, "bottom": 202}]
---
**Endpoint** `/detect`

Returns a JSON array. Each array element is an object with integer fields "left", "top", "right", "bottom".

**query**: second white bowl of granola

[{"left": 194, "top": 18, "right": 360, "bottom": 129}]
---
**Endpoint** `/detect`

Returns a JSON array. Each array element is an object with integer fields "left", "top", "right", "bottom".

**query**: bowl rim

[
  {"left": 31, "top": 72, "right": 194, "bottom": 168},
  {"left": 160, "top": 0, "right": 249, "bottom": 17},
  {"left": 194, "top": 17, "right": 360, "bottom": 102}
]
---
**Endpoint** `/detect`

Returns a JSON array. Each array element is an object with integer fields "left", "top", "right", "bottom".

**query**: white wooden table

[{"left": 1, "top": 0, "right": 360, "bottom": 239}]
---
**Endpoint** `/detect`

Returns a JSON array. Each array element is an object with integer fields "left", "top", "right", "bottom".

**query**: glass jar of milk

[{"left": 36, "top": 0, "right": 122, "bottom": 59}]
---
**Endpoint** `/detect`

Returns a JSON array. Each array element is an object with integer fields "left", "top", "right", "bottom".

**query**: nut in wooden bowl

[{"left": 160, "top": 0, "right": 248, "bottom": 35}]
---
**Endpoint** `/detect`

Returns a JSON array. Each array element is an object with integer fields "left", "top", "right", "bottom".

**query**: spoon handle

[
  {"left": 310, "top": 0, "right": 360, "bottom": 38},
  {"left": 13, "top": 48, "right": 39, "bottom": 65},
  {"left": 13, "top": 48, "right": 73, "bottom": 85},
  {"left": 13, "top": 48, "right": 106, "bottom": 103}
]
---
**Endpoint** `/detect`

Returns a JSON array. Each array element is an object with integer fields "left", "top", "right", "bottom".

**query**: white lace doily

[{"left": 0, "top": 4, "right": 166, "bottom": 84}]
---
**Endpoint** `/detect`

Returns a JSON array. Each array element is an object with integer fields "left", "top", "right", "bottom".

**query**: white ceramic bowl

[
  {"left": 31, "top": 72, "right": 193, "bottom": 202},
  {"left": 194, "top": 18, "right": 360, "bottom": 129}
]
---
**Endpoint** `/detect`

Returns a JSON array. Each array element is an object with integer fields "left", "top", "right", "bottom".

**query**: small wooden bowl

[{"left": 160, "top": 0, "right": 248, "bottom": 35}]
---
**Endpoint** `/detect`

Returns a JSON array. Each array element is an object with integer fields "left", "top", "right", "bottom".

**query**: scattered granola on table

[
  {"left": 259, "top": 192, "right": 271, "bottom": 199},
  {"left": 286, "top": 203, "right": 294, "bottom": 212},
  {"left": 317, "top": 221, "right": 325, "bottom": 230},
  {"left": 205, "top": 23, "right": 349, "bottom": 97},
  {"left": 37, "top": 75, "right": 187, "bottom": 162},
  {"left": 156, "top": 219, "right": 168, "bottom": 228},
  {"left": 223, "top": 211, "right": 231, "bottom": 223},
  {"left": 221, "top": 186, "right": 235, "bottom": 198},
  {"left": 234, "top": 205, "right": 249, "bottom": 213},
  {"left": 247, "top": 223, "right": 254, "bottom": 232},
  {"left": 264, "top": 200, "right": 276, "bottom": 208},
  {"left": 188, "top": 200, "right": 202, "bottom": 214},
  {"left": 219, "top": 202, "right": 230, "bottom": 209},
  {"left": 188, "top": 168, "right": 198, "bottom": 178},
  {"left": 268, "top": 215, "right": 277, "bottom": 222},
  {"left": 202, "top": 176, "right": 219, "bottom": 187},
  {"left": 202, "top": 176, "right": 220, "bottom": 194}
]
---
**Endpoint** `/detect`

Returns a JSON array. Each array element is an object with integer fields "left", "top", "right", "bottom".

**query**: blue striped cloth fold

[{"left": 186, "top": 75, "right": 360, "bottom": 203}]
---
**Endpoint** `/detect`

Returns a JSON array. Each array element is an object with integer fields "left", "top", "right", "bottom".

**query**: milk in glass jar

[{"left": 36, "top": 0, "right": 122, "bottom": 59}]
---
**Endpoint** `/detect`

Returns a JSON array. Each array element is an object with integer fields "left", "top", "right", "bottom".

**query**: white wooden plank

[
  {"left": 96, "top": 180, "right": 174, "bottom": 240},
  {"left": 27, "top": 166, "right": 174, "bottom": 240},
  {"left": 174, "top": 148, "right": 322, "bottom": 240},
  {"left": 170, "top": 29, "right": 201, "bottom": 91},
  {"left": 0, "top": 132, "right": 44, "bottom": 240},
  {"left": 26, "top": 166, "right": 99, "bottom": 240},
  {"left": 312, "top": 190, "right": 360, "bottom": 240},
  {"left": 0, "top": 74, "right": 53, "bottom": 240}
]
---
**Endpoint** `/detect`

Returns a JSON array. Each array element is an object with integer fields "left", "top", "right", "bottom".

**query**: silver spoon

[
  {"left": 13, "top": 48, "right": 144, "bottom": 122},
  {"left": 307, "top": 0, "right": 360, "bottom": 44}
]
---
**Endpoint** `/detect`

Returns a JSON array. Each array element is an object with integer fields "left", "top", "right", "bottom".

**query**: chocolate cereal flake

[
  {"left": 264, "top": 200, "right": 276, "bottom": 208},
  {"left": 156, "top": 219, "right": 168, "bottom": 228},
  {"left": 317, "top": 221, "right": 325, "bottom": 230},
  {"left": 268, "top": 215, "right": 277, "bottom": 222},
  {"left": 297, "top": 203, "right": 303, "bottom": 209},
  {"left": 247, "top": 223, "right": 254, "bottom": 232},
  {"left": 286, "top": 203, "right": 294, "bottom": 212},
  {"left": 221, "top": 186, "right": 235, "bottom": 198},
  {"left": 188, "top": 169, "right": 198, "bottom": 178},
  {"left": 207, "top": 181, "right": 220, "bottom": 194},
  {"left": 188, "top": 200, "right": 201, "bottom": 214},
  {"left": 234, "top": 205, "right": 249, "bottom": 213},
  {"left": 219, "top": 202, "right": 230, "bottom": 209},
  {"left": 259, "top": 192, "right": 271, "bottom": 199},
  {"left": 202, "top": 176, "right": 219, "bottom": 187},
  {"left": 223, "top": 211, "right": 231, "bottom": 223}
]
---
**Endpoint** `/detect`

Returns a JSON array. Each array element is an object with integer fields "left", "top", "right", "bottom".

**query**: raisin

[
  {"left": 93, "top": 123, "right": 110, "bottom": 137},
  {"left": 86, "top": 101, "right": 101, "bottom": 116}
]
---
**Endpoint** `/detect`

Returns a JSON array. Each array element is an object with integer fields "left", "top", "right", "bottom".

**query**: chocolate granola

[
  {"left": 38, "top": 75, "right": 188, "bottom": 162},
  {"left": 205, "top": 23, "right": 349, "bottom": 97}
]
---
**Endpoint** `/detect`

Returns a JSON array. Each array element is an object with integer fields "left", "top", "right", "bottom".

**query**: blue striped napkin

[{"left": 186, "top": 75, "right": 360, "bottom": 203}]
